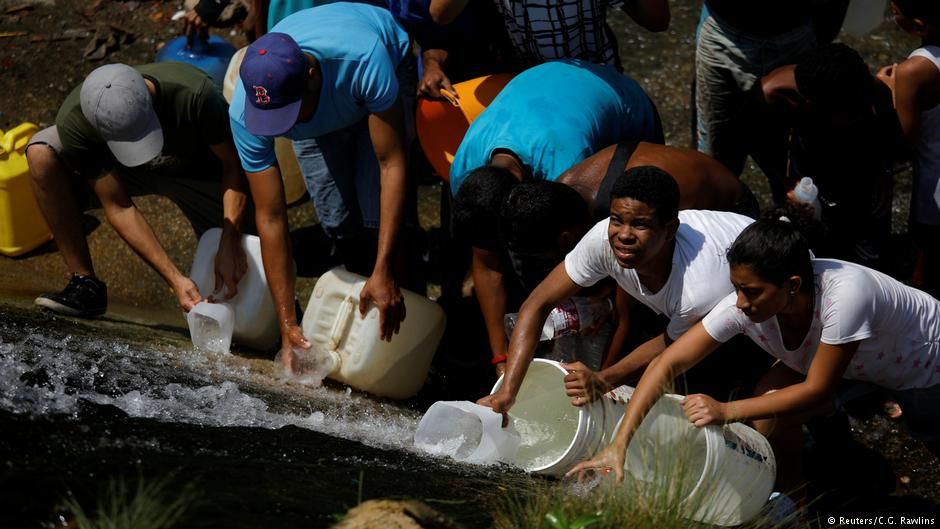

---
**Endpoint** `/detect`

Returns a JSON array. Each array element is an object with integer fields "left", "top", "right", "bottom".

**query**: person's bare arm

[
  {"left": 477, "top": 262, "right": 582, "bottom": 414},
  {"left": 565, "top": 329, "right": 671, "bottom": 406},
  {"left": 246, "top": 164, "right": 310, "bottom": 370},
  {"left": 621, "top": 0, "right": 670, "bottom": 32},
  {"left": 682, "top": 341, "right": 857, "bottom": 426},
  {"left": 361, "top": 100, "right": 409, "bottom": 341},
  {"left": 91, "top": 171, "right": 202, "bottom": 311},
  {"left": 472, "top": 247, "right": 510, "bottom": 372},
  {"left": 418, "top": 48, "right": 456, "bottom": 100},
  {"left": 566, "top": 321, "right": 719, "bottom": 481},
  {"left": 209, "top": 140, "right": 250, "bottom": 299},
  {"left": 891, "top": 57, "right": 940, "bottom": 143},
  {"left": 601, "top": 287, "right": 631, "bottom": 369},
  {"left": 428, "top": 0, "right": 469, "bottom": 25}
]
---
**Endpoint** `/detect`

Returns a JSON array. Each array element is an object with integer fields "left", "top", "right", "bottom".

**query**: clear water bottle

[
  {"left": 792, "top": 177, "right": 822, "bottom": 220},
  {"left": 504, "top": 296, "right": 614, "bottom": 341}
]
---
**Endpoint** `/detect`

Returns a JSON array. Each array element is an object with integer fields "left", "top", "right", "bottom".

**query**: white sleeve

[
  {"left": 564, "top": 220, "right": 612, "bottom": 288},
  {"left": 665, "top": 303, "right": 697, "bottom": 341},
  {"left": 819, "top": 279, "right": 875, "bottom": 345},
  {"left": 701, "top": 292, "right": 747, "bottom": 344}
]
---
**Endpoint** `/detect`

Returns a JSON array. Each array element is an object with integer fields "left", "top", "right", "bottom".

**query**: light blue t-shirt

[
  {"left": 449, "top": 59, "right": 658, "bottom": 195},
  {"left": 230, "top": 2, "right": 410, "bottom": 172}
]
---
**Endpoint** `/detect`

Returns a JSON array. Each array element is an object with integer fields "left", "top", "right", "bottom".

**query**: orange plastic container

[
  {"left": 0, "top": 123, "right": 52, "bottom": 257},
  {"left": 416, "top": 73, "right": 514, "bottom": 182}
]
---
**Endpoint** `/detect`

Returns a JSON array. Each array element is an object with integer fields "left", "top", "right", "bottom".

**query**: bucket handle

[
  {"left": 0, "top": 123, "right": 39, "bottom": 156},
  {"left": 327, "top": 295, "right": 356, "bottom": 350}
]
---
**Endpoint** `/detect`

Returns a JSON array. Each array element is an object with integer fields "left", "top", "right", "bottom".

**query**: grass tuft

[{"left": 63, "top": 473, "right": 198, "bottom": 529}]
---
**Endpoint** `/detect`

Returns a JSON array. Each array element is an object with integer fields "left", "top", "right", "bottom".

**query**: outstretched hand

[
  {"left": 681, "top": 393, "right": 729, "bottom": 427},
  {"left": 212, "top": 231, "right": 247, "bottom": 301},
  {"left": 276, "top": 325, "right": 312, "bottom": 374},
  {"left": 173, "top": 276, "right": 204, "bottom": 312},
  {"left": 565, "top": 443, "right": 625, "bottom": 483},
  {"left": 417, "top": 62, "right": 457, "bottom": 102},
  {"left": 477, "top": 391, "right": 514, "bottom": 427},
  {"left": 562, "top": 361, "right": 611, "bottom": 406},
  {"left": 359, "top": 272, "right": 405, "bottom": 342}
]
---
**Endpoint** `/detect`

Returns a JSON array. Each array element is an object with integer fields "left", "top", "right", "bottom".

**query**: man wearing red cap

[{"left": 229, "top": 2, "right": 414, "bottom": 371}]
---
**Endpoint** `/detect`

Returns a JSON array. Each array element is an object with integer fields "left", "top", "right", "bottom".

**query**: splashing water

[{"left": 0, "top": 322, "right": 426, "bottom": 455}]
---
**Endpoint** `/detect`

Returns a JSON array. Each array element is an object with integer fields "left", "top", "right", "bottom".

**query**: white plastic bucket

[
  {"left": 189, "top": 228, "right": 280, "bottom": 351},
  {"left": 300, "top": 267, "right": 446, "bottom": 399},
  {"left": 490, "top": 359, "right": 621, "bottom": 477},
  {"left": 414, "top": 401, "right": 521, "bottom": 465},
  {"left": 620, "top": 394, "right": 776, "bottom": 526},
  {"left": 186, "top": 301, "right": 235, "bottom": 354}
]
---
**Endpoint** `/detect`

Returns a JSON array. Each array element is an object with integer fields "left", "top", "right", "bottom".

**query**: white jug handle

[{"left": 328, "top": 295, "right": 356, "bottom": 350}]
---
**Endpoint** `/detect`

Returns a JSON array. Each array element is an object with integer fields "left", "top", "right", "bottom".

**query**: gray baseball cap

[{"left": 80, "top": 63, "right": 163, "bottom": 167}]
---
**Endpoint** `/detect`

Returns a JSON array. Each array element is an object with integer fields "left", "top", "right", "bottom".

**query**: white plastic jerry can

[
  {"left": 188, "top": 228, "right": 280, "bottom": 351},
  {"left": 301, "top": 267, "right": 446, "bottom": 399}
]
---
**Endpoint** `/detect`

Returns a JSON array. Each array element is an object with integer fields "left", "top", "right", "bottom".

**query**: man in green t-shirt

[{"left": 26, "top": 62, "right": 251, "bottom": 317}]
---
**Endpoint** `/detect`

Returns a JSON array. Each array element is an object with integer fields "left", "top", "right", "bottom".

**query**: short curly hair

[
  {"left": 452, "top": 165, "right": 519, "bottom": 249},
  {"left": 609, "top": 165, "right": 679, "bottom": 224}
]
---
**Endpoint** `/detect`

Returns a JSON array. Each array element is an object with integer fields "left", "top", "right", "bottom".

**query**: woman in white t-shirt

[{"left": 568, "top": 211, "right": 940, "bottom": 496}]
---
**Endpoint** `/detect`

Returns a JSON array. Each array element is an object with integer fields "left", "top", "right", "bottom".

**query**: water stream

[{"left": 0, "top": 302, "right": 533, "bottom": 528}]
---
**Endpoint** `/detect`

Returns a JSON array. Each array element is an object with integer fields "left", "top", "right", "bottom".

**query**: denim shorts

[
  {"left": 295, "top": 54, "right": 417, "bottom": 239},
  {"left": 695, "top": 13, "right": 816, "bottom": 177}
]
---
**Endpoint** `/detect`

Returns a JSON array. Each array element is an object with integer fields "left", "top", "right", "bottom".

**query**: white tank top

[{"left": 908, "top": 46, "right": 940, "bottom": 225}]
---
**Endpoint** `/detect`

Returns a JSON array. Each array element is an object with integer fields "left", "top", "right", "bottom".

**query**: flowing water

[
  {"left": 2, "top": 2, "right": 937, "bottom": 528},
  {"left": 0, "top": 301, "right": 533, "bottom": 528}
]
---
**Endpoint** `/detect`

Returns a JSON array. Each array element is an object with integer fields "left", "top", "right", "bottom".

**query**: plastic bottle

[
  {"left": 504, "top": 296, "right": 614, "bottom": 341},
  {"left": 792, "top": 177, "right": 822, "bottom": 220}
]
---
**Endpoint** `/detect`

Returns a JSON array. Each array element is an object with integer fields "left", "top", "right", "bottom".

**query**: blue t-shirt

[
  {"left": 230, "top": 2, "right": 410, "bottom": 172},
  {"left": 449, "top": 59, "right": 657, "bottom": 195}
]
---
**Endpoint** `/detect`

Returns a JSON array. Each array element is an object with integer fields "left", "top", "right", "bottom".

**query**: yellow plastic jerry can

[{"left": 0, "top": 122, "right": 52, "bottom": 257}]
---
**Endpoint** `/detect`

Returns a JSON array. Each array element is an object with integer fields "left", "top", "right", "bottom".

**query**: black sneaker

[{"left": 34, "top": 274, "right": 108, "bottom": 317}]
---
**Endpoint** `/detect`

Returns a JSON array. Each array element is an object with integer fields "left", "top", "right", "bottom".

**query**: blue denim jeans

[{"left": 293, "top": 54, "right": 417, "bottom": 240}]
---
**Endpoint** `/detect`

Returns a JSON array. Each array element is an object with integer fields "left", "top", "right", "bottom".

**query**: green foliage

[{"left": 63, "top": 474, "right": 197, "bottom": 529}]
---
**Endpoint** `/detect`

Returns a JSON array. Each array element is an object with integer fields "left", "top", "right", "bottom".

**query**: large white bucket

[
  {"left": 621, "top": 394, "right": 776, "bottom": 526},
  {"left": 189, "top": 228, "right": 280, "bottom": 351},
  {"left": 300, "top": 267, "right": 446, "bottom": 399},
  {"left": 491, "top": 359, "right": 621, "bottom": 477}
]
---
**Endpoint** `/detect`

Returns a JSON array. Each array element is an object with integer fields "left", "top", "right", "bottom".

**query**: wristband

[{"left": 491, "top": 354, "right": 508, "bottom": 365}]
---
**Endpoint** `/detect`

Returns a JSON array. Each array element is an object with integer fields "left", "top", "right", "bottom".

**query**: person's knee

[{"left": 26, "top": 144, "right": 63, "bottom": 187}]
